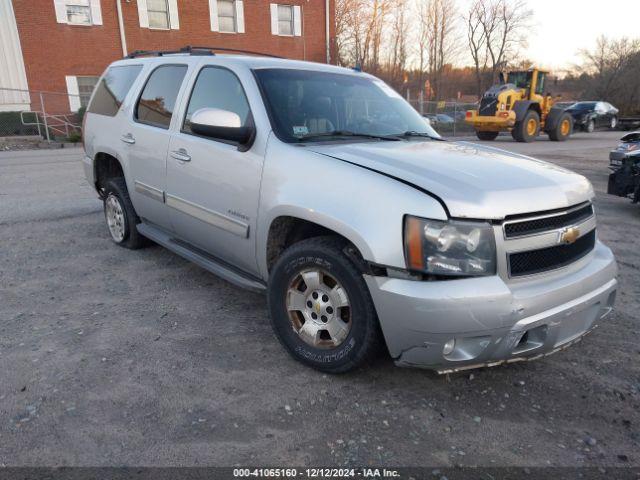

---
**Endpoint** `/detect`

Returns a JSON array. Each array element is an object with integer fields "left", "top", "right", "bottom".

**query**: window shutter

[
  {"left": 65, "top": 76, "right": 81, "bottom": 112},
  {"left": 235, "top": 0, "right": 244, "bottom": 33},
  {"left": 90, "top": 0, "right": 103, "bottom": 25},
  {"left": 209, "top": 0, "right": 219, "bottom": 31},
  {"left": 53, "top": 0, "right": 67, "bottom": 23},
  {"left": 293, "top": 5, "right": 301, "bottom": 36},
  {"left": 136, "top": 0, "right": 149, "bottom": 28},
  {"left": 270, "top": 3, "right": 278, "bottom": 35},
  {"left": 168, "top": 0, "right": 179, "bottom": 29}
]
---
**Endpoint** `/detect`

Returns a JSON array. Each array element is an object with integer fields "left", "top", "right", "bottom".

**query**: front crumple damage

[{"left": 364, "top": 241, "right": 618, "bottom": 372}]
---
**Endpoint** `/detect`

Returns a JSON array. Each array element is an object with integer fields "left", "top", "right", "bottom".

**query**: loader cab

[{"left": 506, "top": 69, "right": 548, "bottom": 101}]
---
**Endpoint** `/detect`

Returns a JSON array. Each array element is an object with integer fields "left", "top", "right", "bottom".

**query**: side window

[
  {"left": 535, "top": 72, "right": 545, "bottom": 95},
  {"left": 135, "top": 65, "right": 188, "bottom": 129},
  {"left": 182, "top": 67, "right": 250, "bottom": 134},
  {"left": 88, "top": 65, "right": 142, "bottom": 117}
]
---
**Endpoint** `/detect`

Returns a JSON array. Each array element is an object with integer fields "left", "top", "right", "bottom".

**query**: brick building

[{"left": 0, "top": 0, "right": 335, "bottom": 114}]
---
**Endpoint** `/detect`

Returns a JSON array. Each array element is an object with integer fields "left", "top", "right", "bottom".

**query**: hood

[{"left": 306, "top": 140, "right": 593, "bottom": 220}]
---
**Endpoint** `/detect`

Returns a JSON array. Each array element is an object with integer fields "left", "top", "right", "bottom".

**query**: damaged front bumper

[{"left": 364, "top": 241, "right": 617, "bottom": 373}]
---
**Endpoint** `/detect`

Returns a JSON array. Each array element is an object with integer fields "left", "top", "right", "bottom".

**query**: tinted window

[
  {"left": 88, "top": 65, "right": 142, "bottom": 117},
  {"left": 183, "top": 67, "right": 250, "bottom": 134},
  {"left": 135, "top": 65, "right": 188, "bottom": 129}
]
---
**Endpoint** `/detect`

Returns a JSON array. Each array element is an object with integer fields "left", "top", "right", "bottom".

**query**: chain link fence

[
  {"left": 407, "top": 98, "right": 479, "bottom": 137},
  {"left": 0, "top": 87, "right": 83, "bottom": 143}
]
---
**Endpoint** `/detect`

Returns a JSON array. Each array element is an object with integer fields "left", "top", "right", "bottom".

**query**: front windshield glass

[
  {"left": 253, "top": 68, "right": 439, "bottom": 143},
  {"left": 571, "top": 102, "right": 596, "bottom": 110},
  {"left": 508, "top": 71, "right": 532, "bottom": 89}
]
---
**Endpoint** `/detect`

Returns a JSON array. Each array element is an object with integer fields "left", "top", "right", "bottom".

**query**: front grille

[
  {"left": 504, "top": 204, "right": 594, "bottom": 238},
  {"left": 479, "top": 97, "right": 497, "bottom": 116},
  {"left": 508, "top": 229, "right": 596, "bottom": 277}
]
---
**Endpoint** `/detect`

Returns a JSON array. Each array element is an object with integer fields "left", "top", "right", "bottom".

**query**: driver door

[{"left": 165, "top": 65, "right": 263, "bottom": 274}]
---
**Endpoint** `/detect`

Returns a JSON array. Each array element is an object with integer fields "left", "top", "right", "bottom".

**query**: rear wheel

[
  {"left": 548, "top": 112, "right": 573, "bottom": 141},
  {"left": 268, "top": 236, "right": 382, "bottom": 373},
  {"left": 102, "top": 178, "right": 146, "bottom": 249},
  {"left": 476, "top": 130, "right": 499, "bottom": 141},
  {"left": 513, "top": 110, "right": 540, "bottom": 142}
]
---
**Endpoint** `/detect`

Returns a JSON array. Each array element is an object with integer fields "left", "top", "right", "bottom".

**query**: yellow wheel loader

[{"left": 465, "top": 68, "right": 573, "bottom": 143}]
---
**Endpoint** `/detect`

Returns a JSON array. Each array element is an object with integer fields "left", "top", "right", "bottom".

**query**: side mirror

[{"left": 190, "top": 108, "right": 254, "bottom": 146}]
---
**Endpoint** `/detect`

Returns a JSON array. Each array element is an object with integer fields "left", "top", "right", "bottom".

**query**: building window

[
  {"left": 217, "top": 0, "right": 236, "bottom": 32},
  {"left": 270, "top": 4, "right": 301, "bottom": 36},
  {"left": 77, "top": 76, "right": 100, "bottom": 108},
  {"left": 66, "top": 0, "right": 91, "bottom": 25},
  {"left": 54, "top": 0, "right": 103, "bottom": 26},
  {"left": 137, "top": 0, "right": 178, "bottom": 30},
  {"left": 65, "top": 75, "right": 99, "bottom": 112},
  {"left": 277, "top": 5, "right": 293, "bottom": 36},
  {"left": 147, "top": 0, "right": 170, "bottom": 29}
]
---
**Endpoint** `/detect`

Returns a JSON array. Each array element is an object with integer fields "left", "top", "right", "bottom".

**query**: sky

[{"left": 521, "top": 0, "right": 639, "bottom": 71}]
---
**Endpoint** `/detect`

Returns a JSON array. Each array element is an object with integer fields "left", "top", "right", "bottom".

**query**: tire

[
  {"left": 476, "top": 130, "right": 499, "bottom": 141},
  {"left": 512, "top": 110, "right": 540, "bottom": 142},
  {"left": 610, "top": 116, "right": 618, "bottom": 130},
  {"left": 548, "top": 112, "right": 573, "bottom": 142},
  {"left": 102, "top": 177, "right": 146, "bottom": 249},
  {"left": 268, "top": 236, "right": 382, "bottom": 373},
  {"left": 584, "top": 119, "right": 595, "bottom": 133}
]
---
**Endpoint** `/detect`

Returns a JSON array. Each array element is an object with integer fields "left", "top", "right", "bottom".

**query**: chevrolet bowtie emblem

[{"left": 559, "top": 226, "right": 580, "bottom": 244}]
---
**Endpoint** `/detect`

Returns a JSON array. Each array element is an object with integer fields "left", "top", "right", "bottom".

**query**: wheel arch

[
  {"left": 93, "top": 150, "right": 127, "bottom": 195},
  {"left": 513, "top": 100, "right": 541, "bottom": 121},
  {"left": 264, "top": 212, "right": 374, "bottom": 276}
]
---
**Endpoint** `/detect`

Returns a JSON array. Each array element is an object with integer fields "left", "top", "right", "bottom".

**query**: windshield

[
  {"left": 570, "top": 102, "right": 596, "bottom": 110},
  {"left": 507, "top": 71, "right": 532, "bottom": 89},
  {"left": 254, "top": 68, "right": 439, "bottom": 143}
]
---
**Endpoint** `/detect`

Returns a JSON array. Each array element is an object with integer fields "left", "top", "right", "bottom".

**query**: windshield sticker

[
  {"left": 293, "top": 125, "right": 309, "bottom": 136},
  {"left": 374, "top": 80, "right": 402, "bottom": 99}
]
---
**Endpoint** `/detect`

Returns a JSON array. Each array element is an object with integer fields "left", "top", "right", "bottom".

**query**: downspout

[
  {"left": 116, "top": 0, "right": 127, "bottom": 57},
  {"left": 325, "top": 0, "right": 331, "bottom": 64}
]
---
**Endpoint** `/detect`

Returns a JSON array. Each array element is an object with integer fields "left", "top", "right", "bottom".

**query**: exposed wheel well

[
  {"left": 266, "top": 216, "right": 365, "bottom": 273},
  {"left": 95, "top": 153, "right": 124, "bottom": 194}
]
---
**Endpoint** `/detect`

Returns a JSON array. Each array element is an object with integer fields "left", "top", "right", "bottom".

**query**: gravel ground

[{"left": 0, "top": 131, "right": 638, "bottom": 468}]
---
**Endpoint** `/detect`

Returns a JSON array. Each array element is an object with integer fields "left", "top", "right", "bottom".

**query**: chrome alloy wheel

[
  {"left": 286, "top": 269, "right": 351, "bottom": 349},
  {"left": 105, "top": 194, "right": 126, "bottom": 242}
]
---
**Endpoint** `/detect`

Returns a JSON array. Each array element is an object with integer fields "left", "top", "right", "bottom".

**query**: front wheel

[
  {"left": 268, "top": 236, "right": 382, "bottom": 373},
  {"left": 584, "top": 119, "right": 595, "bottom": 133},
  {"left": 476, "top": 130, "right": 499, "bottom": 141},
  {"left": 512, "top": 110, "right": 540, "bottom": 142},
  {"left": 610, "top": 116, "right": 618, "bottom": 130}
]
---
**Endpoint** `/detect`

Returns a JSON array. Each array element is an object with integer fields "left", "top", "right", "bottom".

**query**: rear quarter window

[{"left": 88, "top": 65, "right": 143, "bottom": 117}]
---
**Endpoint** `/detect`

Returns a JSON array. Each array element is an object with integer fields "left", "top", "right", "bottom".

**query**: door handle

[
  {"left": 120, "top": 133, "right": 136, "bottom": 144},
  {"left": 170, "top": 148, "right": 191, "bottom": 162}
]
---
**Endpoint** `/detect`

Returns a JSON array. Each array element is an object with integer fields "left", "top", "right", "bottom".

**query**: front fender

[{"left": 256, "top": 137, "right": 448, "bottom": 279}]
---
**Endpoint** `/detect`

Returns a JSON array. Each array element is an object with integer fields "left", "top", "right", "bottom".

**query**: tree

[{"left": 464, "top": 0, "right": 532, "bottom": 98}]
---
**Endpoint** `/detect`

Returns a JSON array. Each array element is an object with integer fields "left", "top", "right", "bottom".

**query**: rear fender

[{"left": 512, "top": 101, "right": 540, "bottom": 121}]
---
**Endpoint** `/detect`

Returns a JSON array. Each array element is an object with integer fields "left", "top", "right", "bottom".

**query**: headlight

[{"left": 404, "top": 216, "right": 496, "bottom": 276}]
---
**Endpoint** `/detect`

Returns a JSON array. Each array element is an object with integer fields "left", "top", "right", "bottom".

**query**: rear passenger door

[
  {"left": 165, "top": 65, "right": 263, "bottom": 274},
  {"left": 124, "top": 64, "right": 189, "bottom": 230}
]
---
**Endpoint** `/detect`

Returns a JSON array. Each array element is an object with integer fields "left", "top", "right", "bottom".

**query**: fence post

[
  {"left": 419, "top": 91, "right": 424, "bottom": 115},
  {"left": 40, "top": 92, "right": 50, "bottom": 143},
  {"left": 453, "top": 101, "right": 457, "bottom": 137}
]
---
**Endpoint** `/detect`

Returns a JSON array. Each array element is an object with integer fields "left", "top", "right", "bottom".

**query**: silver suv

[{"left": 82, "top": 48, "right": 618, "bottom": 373}]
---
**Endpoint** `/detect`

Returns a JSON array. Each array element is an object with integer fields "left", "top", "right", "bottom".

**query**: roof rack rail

[{"left": 125, "top": 45, "right": 283, "bottom": 59}]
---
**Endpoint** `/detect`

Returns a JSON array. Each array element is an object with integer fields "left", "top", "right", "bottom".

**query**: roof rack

[{"left": 125, "top": 45, "right": 283, "bottom": 59}]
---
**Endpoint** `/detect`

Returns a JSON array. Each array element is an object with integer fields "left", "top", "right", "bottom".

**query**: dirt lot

[{"left": 0, "top": 131, "right": 638, "bottom": 468}]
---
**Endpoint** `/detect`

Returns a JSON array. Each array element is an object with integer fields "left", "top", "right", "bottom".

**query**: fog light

[{"left": 443, "top": 339, "right": 456, "bottom": 355}]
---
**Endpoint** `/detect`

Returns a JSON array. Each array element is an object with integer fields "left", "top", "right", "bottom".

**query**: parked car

[
  {"left": 565, "top": 101, "right": 619, "bottom": 132},
  {"left": 608, "top": 131, "right": 640, "bottom": 204},
  {"left": 82, "top": 47, "right": 618, "bottom": 374}
]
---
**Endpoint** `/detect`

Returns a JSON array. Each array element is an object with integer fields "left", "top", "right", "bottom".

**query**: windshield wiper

[
  {"left": 297, "top": 130, "right": 401, "bottom": 142},
  {"left": 398, "top": 131, "right": 444, "bottom": 140}
]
